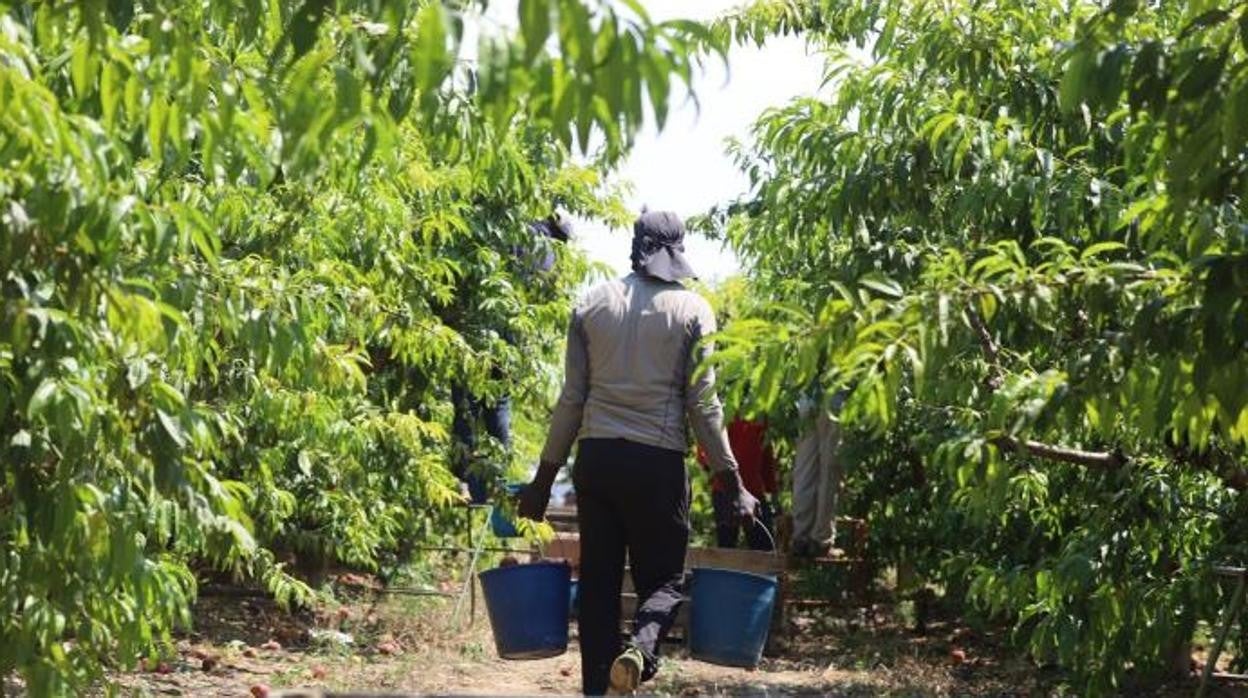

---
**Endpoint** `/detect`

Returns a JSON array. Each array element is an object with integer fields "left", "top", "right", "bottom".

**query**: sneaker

[{"left": 607, "top": 647, "right": 644, "bottom": 695}]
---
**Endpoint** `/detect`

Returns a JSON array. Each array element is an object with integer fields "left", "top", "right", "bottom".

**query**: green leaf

[
  {"left": 100, "top": 61, "right": 120, "bottom": 126},
  {"left": 1059, "top": 46, "right": 1092, "bottom": 112},
  {"left": 167, "top": 99, "right": 185, "bottom": 159},
  {"left": 412, "top": 3, "right": 452, "bottom": 94},
  {"left": 158, "top": 410, "right": 188, "bottom": 448},
  {"left": 858, "top": 273, "right": 903, "bottom": 299},
  {"left": 617, "top": 0, "right": 651, "bottom": 22},
  {"left": 561, "top": 0, "right": 595, "bottom": 73},
  {"left": 148, "top": 96, "right": 168, "bottom": 159},
  {"left": 27, "top": 379, "right": 58, "bottom": 419},
  {"left": 71, "top": 39, "right": 94, "bottom": 97},
  {"left": 519, "top": 0, "right": 552, "bottom": 63},
  {"left": 1223, "top": 80, "right": 1248, "bottom": 155},
  {"left": 1178, "top": 48, "right": 1228, "bottom": 100},
  {"left": 334, "top": 65, "right": 361, "bottom": 120},
  {"left": 288, "top": 0, "right": 332, "bottom": 62},
  {"left": 1179, "top": 8, "right": 1231, "bottom": 40},
  {"left": 1080, "top": 241, "right": 1127, "bottom": 260},
  {"left": 641, "top": 53, "right": 670, "bottom": 130}
]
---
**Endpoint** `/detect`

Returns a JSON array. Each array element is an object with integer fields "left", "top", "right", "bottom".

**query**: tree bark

[
  {"left": 966, "top": 307, "right": 1004, "bottom": 391},
  {"left": 992, "top": 436, "right": 1126, "bottom": 470}
]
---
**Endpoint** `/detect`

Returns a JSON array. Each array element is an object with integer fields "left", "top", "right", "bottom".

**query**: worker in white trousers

[{"left": 790, "top": 391, "right": 845, "bottom": 558}]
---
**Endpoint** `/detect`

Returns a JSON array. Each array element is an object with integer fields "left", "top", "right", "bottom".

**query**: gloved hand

[
  {"left": 713, "top": 469, "right": 759, "bottom": 523},
  {"left": 518, "top": 460, "right": 561, "bottom": 521}
]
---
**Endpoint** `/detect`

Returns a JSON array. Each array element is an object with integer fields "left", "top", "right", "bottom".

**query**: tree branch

[
  {"left": 966, "top": 306, "right": 1004, "bottom": 390},
  {"left": 966, "top": 306, "right": 1000, "bottom": 365},
  {"left": 970, "top": 303, "right": 1125, "bottom": 471},
  {"left": 992, "top": 436, "right": 1126, "bottom": 470},
  {"left": 964, "top": 304, "right": 1246, "bottom": 491}
]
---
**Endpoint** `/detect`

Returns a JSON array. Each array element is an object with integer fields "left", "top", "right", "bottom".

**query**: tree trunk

[{"left": 1168, "top": 639, "right": 1193, "bottom": 678}]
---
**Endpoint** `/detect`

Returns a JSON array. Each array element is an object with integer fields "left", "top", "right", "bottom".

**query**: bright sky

[
  {"left": 477, "top": 0, "right": 828, "bottom": 282},
  {"left": 576, "top": 1, "right": 826, "bottom": 281}
]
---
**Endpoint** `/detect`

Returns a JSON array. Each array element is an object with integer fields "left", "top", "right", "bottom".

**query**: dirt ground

[{"left": 105, "top": 579, "right": 1242, "bottom": 697}]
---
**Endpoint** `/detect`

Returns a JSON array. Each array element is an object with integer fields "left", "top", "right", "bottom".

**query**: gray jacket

[{"left": 540, "top": 273, "right": 739, "bottom": 473}]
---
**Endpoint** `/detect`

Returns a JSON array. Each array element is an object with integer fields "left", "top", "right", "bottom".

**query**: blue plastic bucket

[
  {"left": 479, "top": 562, "right": 571, "bottom": 659},
  {"left": 688, "top": 567, "right": 778, "bottom": 668},
  {"left": 490, "top": 508, "right": 519, "bottom": 537},
  {"left": 490, "top": 484, "right": 525, "bottom": 538},
  {"left": 569, "top": 579, "right": 579, "bottom": 618}
]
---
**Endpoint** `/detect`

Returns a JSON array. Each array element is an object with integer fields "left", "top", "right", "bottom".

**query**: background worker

[
  {"left": 698, "top": 416, "right": 778, "bottom": 551},
  {"left": 449, "top": 214, "right": 572, "bottom": 503},
  {"left": 790, "top": 387, "right": 847, "bottom": 558},
  {"left": 518, "top": 211, "right": 758, "bottom": 696}
]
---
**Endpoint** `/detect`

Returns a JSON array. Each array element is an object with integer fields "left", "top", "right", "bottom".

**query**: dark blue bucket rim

[
  {"left": 478, "top": 559, "right": 571, "bottom": 582},
  {"left": 691, "top": 566, "right": 779, "bottom": 584}
]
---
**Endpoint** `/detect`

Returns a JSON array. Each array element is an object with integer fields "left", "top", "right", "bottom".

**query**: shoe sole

[{"left": 607, "top": 655, "right": 641, "bottom": 695}]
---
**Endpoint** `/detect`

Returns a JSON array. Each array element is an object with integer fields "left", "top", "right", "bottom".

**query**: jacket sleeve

[
  {"left": 684, "top": 299, "right": 739, "bottom": 475},
  {"left": 540, "top": 308, "right": 589, "bottom": 464}
]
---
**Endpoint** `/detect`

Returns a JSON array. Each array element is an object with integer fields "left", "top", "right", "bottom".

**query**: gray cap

[{"left": 630, "top": 210, "right": 696, "bottom": 283}]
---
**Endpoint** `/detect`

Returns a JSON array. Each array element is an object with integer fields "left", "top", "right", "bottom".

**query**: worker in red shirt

[{"left": 698, "top": 418, "right": 778, "bottom": 551}]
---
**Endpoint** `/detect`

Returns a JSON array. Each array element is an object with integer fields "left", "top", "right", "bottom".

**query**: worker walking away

[
  {"left": 518, "top": 211, "right": 758, "bottom": 696},
  {"left": 698, "top": 417, "right": 778, "bottom": 551},
  {"left": 790, "top": 387, "right": 847, "bottom": 558}
]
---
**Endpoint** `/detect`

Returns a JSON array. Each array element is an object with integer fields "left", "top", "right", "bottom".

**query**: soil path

[
  {"left": 383, "top": 643, "right": 879, "bottom": 697},
  {"left": 109, "top": 591, "right": 1226, "bottom": 697},
  {"left": 119, "top": 637, "right": 945, "bottom": 697}
]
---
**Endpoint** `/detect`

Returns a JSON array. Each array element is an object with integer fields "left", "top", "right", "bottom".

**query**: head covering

[
  {"left": 630, "top": 210, "right": 696, "bottom": 282},
  {"left": 529, "top": 214, "right": 573, "bottom": 242},
  {"left": 523, "top": 214, "right": 572, "bottom": 276}
]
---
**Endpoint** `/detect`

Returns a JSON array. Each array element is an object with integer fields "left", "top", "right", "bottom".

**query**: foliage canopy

[
  {"left": 709, "top": 0, "right": 1248, "bottom": 692},
  {"left": 0, "top": 0, "right": 716, "bottom": 691}
]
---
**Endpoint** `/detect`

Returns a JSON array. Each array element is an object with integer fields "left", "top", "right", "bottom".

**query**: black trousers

[{"left": 574, "top": 438, "right": 689, "bottom": 695}]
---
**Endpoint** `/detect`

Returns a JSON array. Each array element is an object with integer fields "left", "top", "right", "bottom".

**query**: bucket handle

[{"left": 749, "top": 518, "right": 781, "bottom": 558}]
